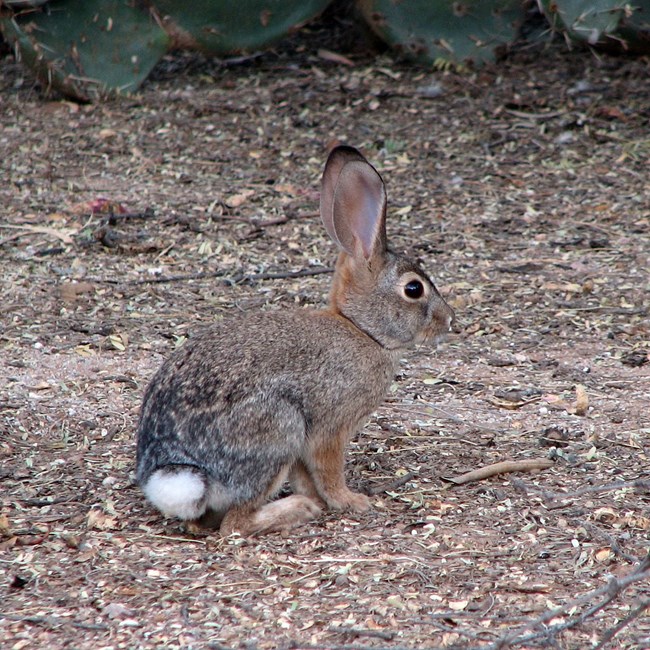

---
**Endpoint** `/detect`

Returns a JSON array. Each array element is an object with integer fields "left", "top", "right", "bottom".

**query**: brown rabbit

[{"left": 136, "top": 145, "right": 454, "bottom": 535}]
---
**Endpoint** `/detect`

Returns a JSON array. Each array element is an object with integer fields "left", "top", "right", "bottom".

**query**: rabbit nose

[
  {"left": 447, "top": 307, "right": 456, "bottom": 332},
  {"left": 443, "top": 303, "right": 456, "bottom": 332}
]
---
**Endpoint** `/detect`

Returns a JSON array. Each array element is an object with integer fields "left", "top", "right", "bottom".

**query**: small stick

[
  {"left": 442, "top": 458, "right": 554, "bottom": 486},
  {"left": 368, "top": 471, "right": 417, "bottom": 496},
  {"left": 239, "top": 267, "right": 332, "bottom": 283},
  {"left": 105, "top": 208, "right": 156, "bottom": 222},
  {"left": 335, "top": 626, "right": 395, "bottom": 641},
  {"left": 86, "top": 266, "right": 333, "bottom": 286}
]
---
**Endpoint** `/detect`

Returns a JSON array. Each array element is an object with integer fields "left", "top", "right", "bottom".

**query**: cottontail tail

[{"left": 136, "top": 145, "right": 454, "bottom": 536}]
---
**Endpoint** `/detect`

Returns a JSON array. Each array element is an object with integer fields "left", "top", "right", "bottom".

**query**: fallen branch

[
  {"left": 483, "top": 553, "right": 650, "bottom": 649},
  {"left": 87, "top": 266, "right": 333, "bottom": 286},
  {"left": 3, "top": 614, "right": 109, "bottom": 632},
  {"left": 593, "top": 598, "right": 650, "bottom": 650},
  {"left": 514, "top": 477, "right": 650, "bottom": 505},
  {"left": 442, "top": 459, "right": 554, "bottom": 486},
  {"left": 104, "top": 207, "right": 156, "bottom": 223},
  {"left": 335, "top": 626, "right": 396, "bottom": 641}
]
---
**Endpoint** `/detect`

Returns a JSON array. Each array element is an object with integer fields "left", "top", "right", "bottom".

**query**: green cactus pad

[
  {"left": 357, "top": 0, "right": 525, "bottom": 66},
  {"left": 617, "top": 0, "right": 650, "bottom": 54},
  {"left": 0, "top": 0, "right": 331, "bottom": 100},
  {"left": 540, "top": 0, "right": 650, "bottom": 53},
  {"left": 152, "top": 0, "right": 332, "bottom": 54},
  {"left": 0, "top": 0, "right": 170, "bottom": 100},
  {"left": 540, "top": 0, "right": 626, "bottom": 44}
]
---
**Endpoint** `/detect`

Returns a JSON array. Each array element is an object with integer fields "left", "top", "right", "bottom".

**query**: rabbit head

[{"left": 321, "top": 145, "right": 454, "bottom": 350}]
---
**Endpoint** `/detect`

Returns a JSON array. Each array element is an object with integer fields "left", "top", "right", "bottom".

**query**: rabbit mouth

[{"left": 418, "top": 317, "right": 454, "bottom": 345}]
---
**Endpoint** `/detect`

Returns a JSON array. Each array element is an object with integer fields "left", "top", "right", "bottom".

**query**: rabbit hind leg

[
  {"left": 289, "top": 460, "right": 327, "bottom": 508},
  {"left": 219, "top": 464, "right": 322, "bottom": 536},
  {"left": 220, "top": 495, "right": 322, "bottom": 536}
]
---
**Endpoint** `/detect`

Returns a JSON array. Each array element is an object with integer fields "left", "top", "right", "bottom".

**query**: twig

[
  {"left": 397, "top": 403, "right": 516, "bottom": 437},
  {"left": 593, "top": 598, "right": 650, "bottom": 650},
  {"left": 503, "top": 108, "right": 567, "bottom": 120},
  {"left": 87, "top": 266, "right": 333, "bottom": 286},
  {"left": 287, "top": 641, "right": 410, "bottom": 650},
  {"left": 3, "top": 614, "right": 109, "bottom": 631},
  {"left": 335, "top": 626, "right": 396, "bottom": 641},
  {"left": 238, "top": 267, "right": 333, "bottom": 284},
  {"left": 104, "top": 207, "right": 156, "bottom": 222},
  {"left": 249, "top": 216, "right": 289, "bottom": 229},
  {"left": 368, "top": 472, "right": 417, "bottom": 496},
  {"left": 442, "top": 459, "right": 554, "bottom": 486},
  {"left": 518, "top": 478, "right": 650, "bottom": 504},
  {"left": 484, "top": 554, "right": 650, "bottom": 649}
]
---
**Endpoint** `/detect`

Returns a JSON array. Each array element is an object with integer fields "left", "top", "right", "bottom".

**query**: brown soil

[{"left": 1, "top": 19, "right": 649, "bottom": 650}]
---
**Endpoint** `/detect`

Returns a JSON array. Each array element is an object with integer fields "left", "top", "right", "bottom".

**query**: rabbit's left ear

[{"left": 320, "top": 145, "right": 387, "bottom": 261}]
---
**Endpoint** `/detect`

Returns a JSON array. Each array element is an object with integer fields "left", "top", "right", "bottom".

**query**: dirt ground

[{"left": 1, "top": 14, "right": 649, "bottom": 650}]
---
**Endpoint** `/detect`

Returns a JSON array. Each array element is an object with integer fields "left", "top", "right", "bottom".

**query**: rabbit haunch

[{"left": 136, "top": 145, "right": 455, "bottom": 535}]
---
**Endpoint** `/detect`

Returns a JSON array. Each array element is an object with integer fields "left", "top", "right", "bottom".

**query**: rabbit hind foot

[{"left": 220, "top": 495, "right": 322, "bottom": 536}]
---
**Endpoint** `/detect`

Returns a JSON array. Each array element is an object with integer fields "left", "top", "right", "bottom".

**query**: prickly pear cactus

[
  {"left": 539, "top": 0, "right": 627, "bottom": 44},
  {"left": 0, "top": 0, "right": 331, "bottom": 100},
  {"left": 356, "top": 0, "right": 526, "bottom": 66},
  {"left": 616, "top": 1, "right": 650, "bottom": 54},
  {"left": 539, "top": 0, "right": 650, "bottom": 53},
  {"left": 0, "top": 0, "right": 170, "bottom": 100},
  {"left": 153, "top": 0, "right": 332, "bottom": 54}
]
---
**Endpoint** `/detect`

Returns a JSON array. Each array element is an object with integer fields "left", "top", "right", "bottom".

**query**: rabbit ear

[{"left": 320, "top": 146, "right": 387, "bottom": 261}]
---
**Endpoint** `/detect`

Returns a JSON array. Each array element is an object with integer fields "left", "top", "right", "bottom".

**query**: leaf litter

[{"left": 1, "top": 16, "right": 649, "bottom": 650}]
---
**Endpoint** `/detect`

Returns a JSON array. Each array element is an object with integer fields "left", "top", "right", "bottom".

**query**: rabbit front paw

[{"left": 326, "top": 489, "right": 371, "bottom": 513}]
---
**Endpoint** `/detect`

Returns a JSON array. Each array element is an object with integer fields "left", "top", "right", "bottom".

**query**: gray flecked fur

[{"left": 136, "top": 309, "right": 395, "bottom": 500}]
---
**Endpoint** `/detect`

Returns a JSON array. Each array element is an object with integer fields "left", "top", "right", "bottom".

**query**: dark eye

[{"left": 404, "top": 280, "right": 424, "bottom": 299}]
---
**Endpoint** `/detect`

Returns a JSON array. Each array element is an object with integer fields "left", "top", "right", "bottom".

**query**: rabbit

[{"left": 136, "top": 145, "right": 455, "bottom": 536}]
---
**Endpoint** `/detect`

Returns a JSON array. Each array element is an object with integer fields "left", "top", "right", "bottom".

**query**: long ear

[{"left": 320, "top": 145, "right": 387, "bottom": 260}]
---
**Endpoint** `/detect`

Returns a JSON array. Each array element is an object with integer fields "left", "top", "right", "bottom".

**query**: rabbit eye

[{"left": 404, "top": 280, "right": 424, "bottom": 299}]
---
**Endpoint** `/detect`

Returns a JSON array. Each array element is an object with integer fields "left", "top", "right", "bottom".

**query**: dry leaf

[
  {"left": 448, "top": 600, "right": 469, "bottom": 611},
  {"left": 98, "top": 128, "right": 118, "bottom": 140},
  {"left": 594, "top": 547, "right": 614, "bottom": 562},
  {"left": 386, "top": 595, "right": 406, "bottom": 610},
  {"left": 102, "top": 602, "right": 134, "bottom": 619},
  {"left": 60, "top": 281, "right": 95, "bottom": 302},
  {"left": 573, "top": 384, "right": 589, "bottom": 416},
  {"left": 75, "top": 344, "right": 95, "bottom": 357},
  {"left": 109, "top": 333, "right": 128, "bottom": 351},
  {"left": 0, "top": 514, "right": 11, "bottom": 537},
  {"left": 225, "top": 189, "right": 255, "bottom": 208},
  {"left": 2, "top": 224, "right": 75, "bottom": 244},
  {"left": 86, "top": 509, "right": 117, "bottom": 530},
  {"left": 28, "top": 381, "right": 52, "bottom": 391},
  {"left": 273, "top": 183, "right": 299, "bottom": 196},
  {"left": 593, "top": 507, "right": 618, "bottom": 523}
]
